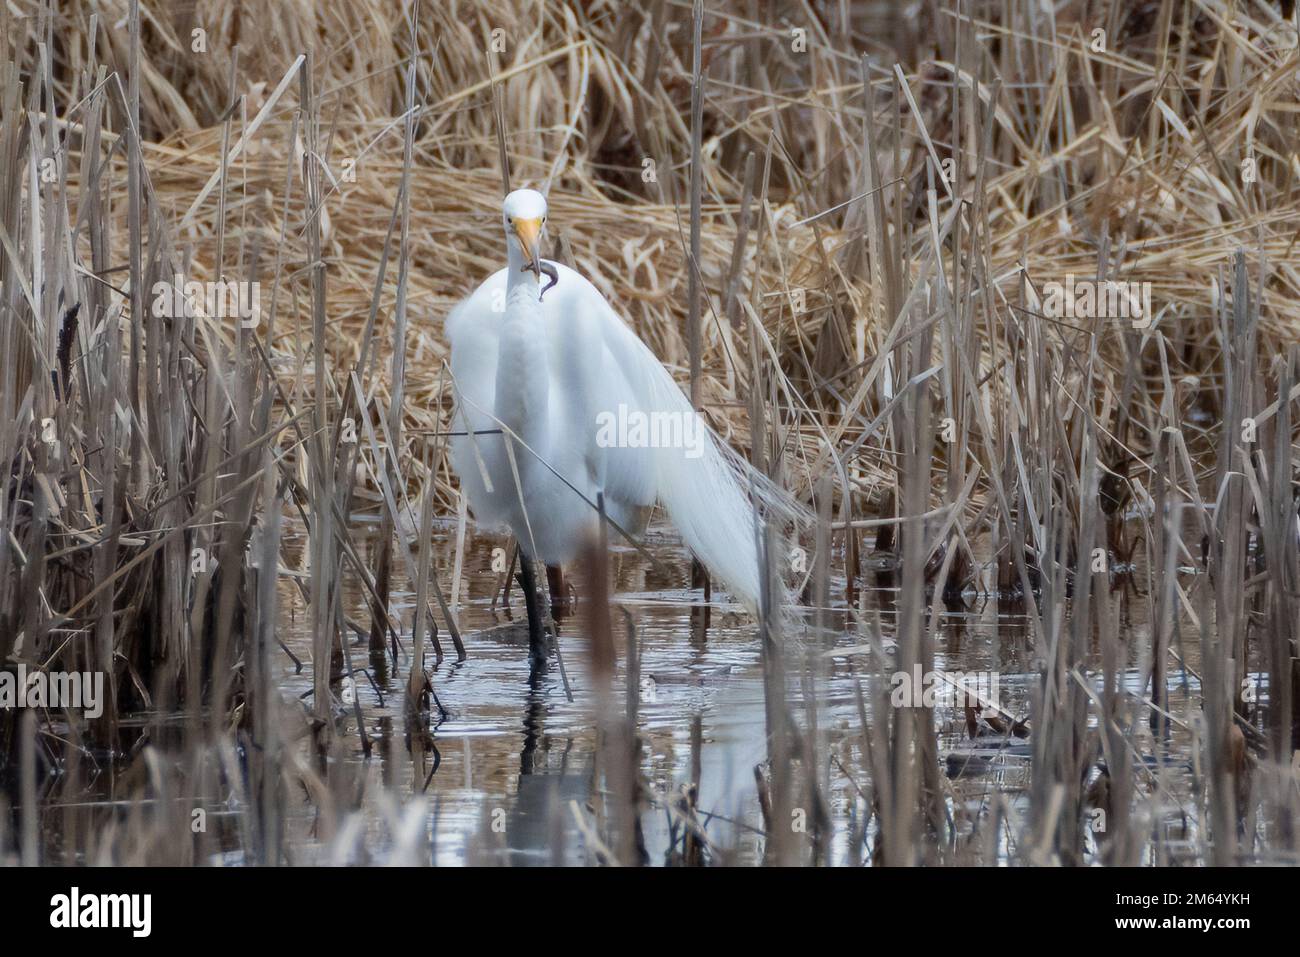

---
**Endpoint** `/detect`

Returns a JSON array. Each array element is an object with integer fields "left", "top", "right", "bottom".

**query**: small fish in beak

[{"left": 539, "top": 262, "right": 559, "bottom": 300}]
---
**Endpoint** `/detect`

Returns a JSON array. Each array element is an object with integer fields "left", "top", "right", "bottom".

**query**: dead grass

[{"left": 3, "top": 0, "right": 1300, "bottom": 865}]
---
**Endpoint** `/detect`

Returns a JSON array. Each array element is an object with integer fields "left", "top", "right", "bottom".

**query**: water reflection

[{"left": 258, "top": 518, "right": 1206, "bottom": 865}]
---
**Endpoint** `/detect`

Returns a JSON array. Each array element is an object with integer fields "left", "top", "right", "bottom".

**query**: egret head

[
  {"left": 503, "top": 188, "right": 548, "bottom": 270},
  {"left": 502, "top": 188, "right": 558, "bottom": 298}
]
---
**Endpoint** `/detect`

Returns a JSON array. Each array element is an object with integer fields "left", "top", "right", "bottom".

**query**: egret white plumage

[{"left": 446, "top": 188, "right": 793, "bottom": 665}]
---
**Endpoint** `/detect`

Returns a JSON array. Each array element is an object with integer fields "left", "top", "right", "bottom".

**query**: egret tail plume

[
  {"left": 650, "top": 417, "right": 791, "bottom": 612},
  {"left": 620, "top": 335, "right": 802, "bottom": 612}
]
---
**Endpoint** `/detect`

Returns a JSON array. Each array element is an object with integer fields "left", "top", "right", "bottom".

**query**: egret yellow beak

[{"left": 512, "top": 217, "right": 544, "bottom": 274}]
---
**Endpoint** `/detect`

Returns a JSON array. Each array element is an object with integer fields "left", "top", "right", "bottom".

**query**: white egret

[{"left": 446, "top": 188, "right": 792, "bottom": 663}]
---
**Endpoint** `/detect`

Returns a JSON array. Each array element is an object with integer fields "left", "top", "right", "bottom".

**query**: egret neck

[
  {"left": 494, "top": 262, "right": 549, "bottom": 497},
  {"left": 505, "top": 231, "right": 541, "bottom": 294}
]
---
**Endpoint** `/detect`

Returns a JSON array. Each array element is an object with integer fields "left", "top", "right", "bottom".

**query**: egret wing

[{"left": 445, "top": 270, "right": 510, "bottom": 528}]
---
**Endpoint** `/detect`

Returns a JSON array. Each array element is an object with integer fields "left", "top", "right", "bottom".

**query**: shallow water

[{"left": 262, "top": 514, "right": 1210, "bottom": 866}]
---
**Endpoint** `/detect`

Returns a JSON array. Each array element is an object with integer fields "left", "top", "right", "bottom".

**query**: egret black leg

[
  {"left": 517, "top": 557, "right": 548, "bottom": 673},
  {"left": 546, "top": 564, "right": 568, "bottom": 622}
]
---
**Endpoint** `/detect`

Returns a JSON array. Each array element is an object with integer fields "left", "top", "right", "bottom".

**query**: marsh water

[{"left": 258, "top": 513, "right": 1207, "bottom": 866}]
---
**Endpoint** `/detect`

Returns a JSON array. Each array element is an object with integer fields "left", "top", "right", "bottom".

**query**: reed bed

[{"left": 2, "top": 0, "right": 1300, "bottom": 866}]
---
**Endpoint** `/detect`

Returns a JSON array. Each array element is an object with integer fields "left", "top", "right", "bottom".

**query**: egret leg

[
  {"left": 546, "top": 564, "right": 569, "bottom": 621},
  {"left": 690, "top": 557, "right": 711, "bottom": 640},
  {"left": 517, "top": 557, "right": 547, "bottom": 672}
]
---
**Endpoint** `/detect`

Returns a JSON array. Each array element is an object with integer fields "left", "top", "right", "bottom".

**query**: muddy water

[{"left": 271, "top": 518, "right": 1205, "bottom": 866}]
